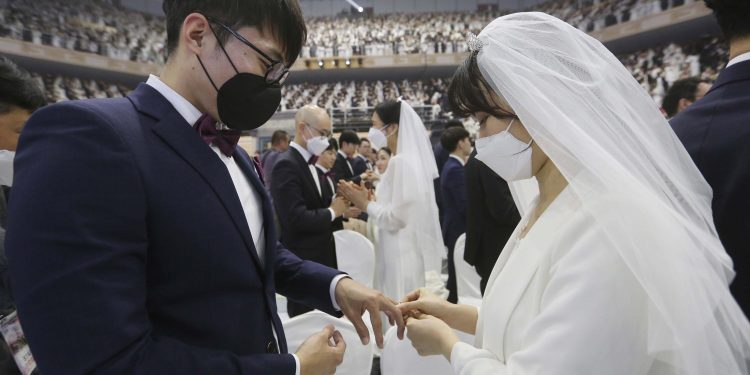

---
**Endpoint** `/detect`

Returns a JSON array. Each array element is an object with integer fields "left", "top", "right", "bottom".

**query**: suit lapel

[
  {"left": 234, "top": 149, "right": 276, "bottom": 277},
  {"left": 291, "top": 148, "right": 325, "bottom": 206},
  {"left": 337, "top": 154, "right": 353, "bottom": 179},
  {"left": 128, "top": 84, "right": 264, "bottom": 275}
]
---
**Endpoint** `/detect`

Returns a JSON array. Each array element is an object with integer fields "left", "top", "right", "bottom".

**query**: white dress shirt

[
  {"left": 315, "top": 164, "right": 336, "bottom": 196},
  {"left": 726, "top": 51, "right": 750, "bottom": 68},
  {"left": 146, "top": 75, "right": 346, "bottom": 375},
  {"left": 338, "top": 150, "right": 354, "bottom": 175},
  {"left": 289, "top": 142, "right": 337, "bottom": 221}
]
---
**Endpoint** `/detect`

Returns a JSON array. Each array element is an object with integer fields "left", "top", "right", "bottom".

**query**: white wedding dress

[
  {"left": 367, "top": 102, "right": 444, "bottom": 301},
  {"left": 446, "top": 12, "right": 750, "bottom": 375},
  {"left": 452, "top": 184, "right": 659, "bottom": 374}
]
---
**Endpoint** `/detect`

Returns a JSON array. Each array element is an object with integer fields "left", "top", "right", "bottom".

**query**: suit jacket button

[{"left": 266, "top": 340, "right": 278, "bottom": 354}]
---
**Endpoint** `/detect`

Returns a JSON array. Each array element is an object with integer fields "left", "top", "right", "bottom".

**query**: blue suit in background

[
  {"left": 5, "top": 84, "right": 342, "bottom": 374},
  {"left": 440, "top": 156, "right": 467, "bottom": 304},
  {"left": 670, "top": 60, "right": 750, "bottom": 317}
]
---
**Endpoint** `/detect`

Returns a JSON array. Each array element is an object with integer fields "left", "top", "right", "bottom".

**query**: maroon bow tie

[
  {"left": 308, "top": 156, "right": 319, "bottom": 165},
  {"left": 324, "top": 170, "right": 335, "bottom": 179},
  {"left": 193, "top": 114, "right": 241, "bottom": 157}
]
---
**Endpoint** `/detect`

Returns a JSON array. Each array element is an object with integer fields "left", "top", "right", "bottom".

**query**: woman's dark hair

[
  {"left": 162, "top": 0, "right": 306, "bottom": 64},
  {"left": 448, "top": 51, "right": 515, "bottom": 119},
  {"left": 374, "top": 100, "right": 401, "bottom": 125},
  {"left": 0, "top": 57, "right": 46, "bottom": 113},
  {"left": 704, "top": 0, "right": 750, "bottom": 41},
  {"left": 378, "top": 147, "right": 392, "bottom": 156}
]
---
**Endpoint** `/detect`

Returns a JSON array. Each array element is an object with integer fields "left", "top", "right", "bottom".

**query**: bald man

[{"left": 270, "top": 106, "right": 347, "bottom": 317}]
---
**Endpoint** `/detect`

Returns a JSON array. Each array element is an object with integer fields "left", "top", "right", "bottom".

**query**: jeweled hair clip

[{"left": 467, "top": 33, "right": 485, "bottom": 53}]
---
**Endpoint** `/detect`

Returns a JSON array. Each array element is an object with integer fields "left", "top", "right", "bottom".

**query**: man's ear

[{"left": 182, "top": 13, "right": 211, "bottom": 55}]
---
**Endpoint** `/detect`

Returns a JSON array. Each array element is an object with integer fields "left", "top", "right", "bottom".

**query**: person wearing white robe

[
  {"left": 398, "top": 12, "right": 750, "bottom": 375},
  {"left": 339, "top": 100, "right": 446, "bottom": 302}
]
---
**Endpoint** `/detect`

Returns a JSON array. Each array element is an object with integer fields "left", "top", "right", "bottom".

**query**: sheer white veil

[
  {"left": 474, "top": 12, "right": 749, "bottom": 374},
  {"left": 394, "top": 100, "right": 444, "bottom": 276}
]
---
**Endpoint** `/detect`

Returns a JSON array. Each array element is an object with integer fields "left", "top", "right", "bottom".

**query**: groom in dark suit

[
  {"left": 670, "top": 0, "right": 750, "bottom": 317},
  {"left": 4, "top": 2, "right": 404, "bottom": 374},
  {"left": 271, "top": 105, "right": 348, "bottom": 317},
  {"left": 439, "top": 127, "right": 471, "bottom": 303}
]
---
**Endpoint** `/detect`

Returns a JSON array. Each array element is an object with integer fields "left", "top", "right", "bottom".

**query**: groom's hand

[
  {"left": 334, "top": 277, "right": 405, "bottom": 348},
  {"left": 296, "top": 325, "right": 345, "bottom": 375}
]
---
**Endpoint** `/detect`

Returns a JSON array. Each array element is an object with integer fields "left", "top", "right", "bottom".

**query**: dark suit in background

[
  {"left": 333, "top": 152, "right": 361, "bottom": 184},
  {"left": 351, "top": 155, "right": 370, "bottom": 177},
  {"left": 271, "top": 146, "right": 340, "bottom": 317},
  {"left": 5, "top": 84, "right": 342, "bottom": 374},
  {"left": 670, "top": 60, "right": 750, "bottom": 317},
  {"left": 0, "top": 186, "right": 19, "bottom": 375},
  {"left": 440, "top": 156, "right": 467, "bottom": 303},
  {"left": 316, "top": 166, "right": 344, "bottom": 232},
  {"left": 464, "top": 151, "right": 521, "bottom": 294},
  {"left": 433, "top": 142, "right": 450, "bottom": 226}
]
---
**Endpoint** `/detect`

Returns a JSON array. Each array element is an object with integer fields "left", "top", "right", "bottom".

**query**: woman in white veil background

[
  {"left": 398, "top": 12, "right": 750, "bottom": 375},
  {"left": 339, "top": 99, "right": 446, "bottom": 304}
]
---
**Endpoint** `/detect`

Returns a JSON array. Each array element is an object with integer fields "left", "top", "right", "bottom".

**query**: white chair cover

[
  {"left": 283, "top": 311, "right": 374, "bottom": 375},
  {"left": 381, "top": 326, "right": 475, "bottom": 375},
  {"left": 334, "top": 230, "right": 375, "bottom": 288},
  {"left": 276, "top": 294, "right": 290, "bottom": 322},
  {"left": 453, "top": 233, "right": 482, "bottom": 302}
]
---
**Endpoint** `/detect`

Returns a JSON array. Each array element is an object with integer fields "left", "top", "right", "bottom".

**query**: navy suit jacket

[
  {"left": 351, "top": 155, "right": 369, "bottom": 177},
  {"left": 463, "top": 151, "right": 520, "bottom": 293},
  {"left": 440, "top": 157, "right": 467, "bottom": 252},
  {"left": 333, "top": 153, "right": 360, "bottom": 184},
  {"left": 671, "top": 60, "right": 750, "bottom": 316},
  {"left": 270, "top": 148, "right": 338, "bottom": 269},
  {"left": 5, "top": 83, "right": 342, "bottom": 374}
]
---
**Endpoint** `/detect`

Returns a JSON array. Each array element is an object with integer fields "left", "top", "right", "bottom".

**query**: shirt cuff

[
  {"left": 293, "top": 354, "right": 301, "bottom": 375},
  {"left": 328, "top": 207, "right": 337, "bottom": 222},
  {"left": 329, "top": 274, "right": 351, "bottom": 311}
]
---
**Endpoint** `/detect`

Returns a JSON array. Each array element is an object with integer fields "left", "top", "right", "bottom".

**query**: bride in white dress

[
  {"left": 339, "top": 100, "right": 445, "bottom": 302},
  {"left": 399, "top": 12, "right": 750, "bottom": 375}
]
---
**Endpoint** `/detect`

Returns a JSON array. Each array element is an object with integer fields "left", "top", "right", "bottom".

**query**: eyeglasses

[
  {"left": 206, "top": 16, "right": 290, "bottom": 85},
  {"left": 305, "top": 123, "right": 332, "bottom": 138}
]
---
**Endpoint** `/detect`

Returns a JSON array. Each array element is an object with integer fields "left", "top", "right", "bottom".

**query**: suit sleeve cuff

[
  {"left": 293, "top": 354, "right": 301, "bottom": 375},
  {"left": 329, "top": 274, "right": 351, "bottom": 311},
  {"left": 328, "top": 207, "right": 337, "bottom": 222}
]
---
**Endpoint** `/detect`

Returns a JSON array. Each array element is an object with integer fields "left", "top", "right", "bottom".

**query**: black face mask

[{"left": 196, "top": 40, "right": 281, "bottom": 131}]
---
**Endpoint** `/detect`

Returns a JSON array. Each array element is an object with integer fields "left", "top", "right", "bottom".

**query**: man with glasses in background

[
  {"left": 5, "top": 1, "right": 405, "bottom": 374},
  {"left": 270, "top": 105, "right": 355, "bottom": 317}
]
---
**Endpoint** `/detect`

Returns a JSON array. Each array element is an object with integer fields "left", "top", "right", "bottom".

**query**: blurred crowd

[
  {"left": 28, "top": 36, "right": 727, "bottom": 113},
  {"left": 1, "top": 0, "right": 696, "bottom": 62},
  {"left": 0, "top": 0, "right": 166, "bottom": 64}
]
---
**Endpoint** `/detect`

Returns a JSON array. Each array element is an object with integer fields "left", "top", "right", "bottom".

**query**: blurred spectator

[{"left": 661, "top": 77, "right": 711, "bottom": 118}]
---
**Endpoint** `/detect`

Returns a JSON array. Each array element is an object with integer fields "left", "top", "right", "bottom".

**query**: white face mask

[
  {"left": 475, "top": 119, "right": 533, "bottom": 182},
  {"left": 304, "top": 125, "right": 330, "bottom": 156},
  {"left": 368, "top": 125, "right": 389, "bottom": 150},
  {"left": 0, "top": 150, "right": 14, "bottom": 187}
]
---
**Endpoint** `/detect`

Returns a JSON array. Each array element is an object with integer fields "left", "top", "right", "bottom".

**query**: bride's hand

[
  {"left": 406, "top": 314, "right": 459, "bottom": 359},
  {"left": 398, "top": 288, "right": 451, "bottom": 320}
]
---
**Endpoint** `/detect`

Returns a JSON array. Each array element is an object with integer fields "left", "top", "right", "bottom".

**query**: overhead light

[{"left": 345, "top": 0, "right": 364, "bottom": 13}]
